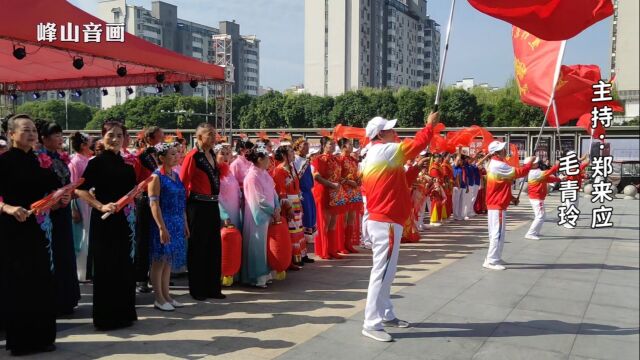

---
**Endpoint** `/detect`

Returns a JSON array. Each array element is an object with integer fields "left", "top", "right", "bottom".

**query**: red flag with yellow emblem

[
  {"left": 512, "top": 26, "right": 563, "bottom": 109},
  {"left": 468, "top": 0, "right": 613, "bottom": 41},
  {"left": 549, "top": 64, "right": 623, "bottom": 126}
]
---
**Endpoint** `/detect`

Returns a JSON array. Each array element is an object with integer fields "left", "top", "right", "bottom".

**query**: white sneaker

[
  {"left": 464, "top": 216, "right": 470, "bottom": 220},
  {"left": 495, "top": 259, "right": 508, "bottom": 265},
  {"left": 169, "top": 299, "right": 185, "bottom": 308},
  {"left": 431, "top": 222, "right": 442, "bottom": 227},
  {"left": 524, "top": 234, "right": 540, "bottom": 240},
  {"left": 483, "top": 261, "right": 506, "bottom": 271},
  {"left": 362, "top": 329, "right": 393, "bottom": 342},
  {"left": 382, "top": 318, "right": 410, "bottom": 328},
  {"left": 154, "top": 301, "right": 175, "bottom": 311}
]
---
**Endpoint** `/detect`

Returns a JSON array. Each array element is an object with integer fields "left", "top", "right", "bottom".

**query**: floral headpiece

[
  {"left": 255, "top": 144, "right": 269, "bottom": 156},
  {"left": 154, "top": 142, "right": 175, "bottom": 155}
]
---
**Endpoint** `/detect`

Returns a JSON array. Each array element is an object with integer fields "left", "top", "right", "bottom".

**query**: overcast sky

[{"left": 70, "top": 0, "right": 613, "bottom": 91}]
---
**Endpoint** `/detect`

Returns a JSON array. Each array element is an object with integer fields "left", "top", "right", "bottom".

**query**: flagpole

[
  {"left": 533, "top": 40, "right": 567, "bottom": 155},
  {"left": 519, "top": 40, "right": 566, "bottom": 205},
  {"left": 434, "top": 0, "right": 456, "bottom": 111}
]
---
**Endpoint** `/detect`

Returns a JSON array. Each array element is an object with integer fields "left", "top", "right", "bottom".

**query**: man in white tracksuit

[
  {"left": 360, "top": 112, "right": 439, "bottom": 342},
  {"left": 483, "top": 141, "right": 534, "bottom": 270}
]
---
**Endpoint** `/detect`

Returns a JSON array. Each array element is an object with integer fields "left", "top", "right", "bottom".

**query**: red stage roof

[{"left": 0, "top": 0, "right": 225, "bottom": 92}]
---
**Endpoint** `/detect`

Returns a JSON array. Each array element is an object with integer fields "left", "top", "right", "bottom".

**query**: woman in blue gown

[{"left": 148, "top": 142, "right": 188, "bottom": 311}]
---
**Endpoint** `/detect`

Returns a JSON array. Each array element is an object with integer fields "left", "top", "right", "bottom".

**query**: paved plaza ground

[{"left": 1, "top": 192, "right": 638, "bottom": 359}]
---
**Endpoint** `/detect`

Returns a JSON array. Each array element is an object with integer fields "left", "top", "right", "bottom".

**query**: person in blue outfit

[
  {"left": 293, "top": 138, "right": 316, "bottom": 263},
  {"left": 148, "top": 142, "right": 188, "bottom": 312}
]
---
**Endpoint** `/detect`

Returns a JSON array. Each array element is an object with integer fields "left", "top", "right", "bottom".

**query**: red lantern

[
  {"left": 221, "top": 225, "right": 242, "bottom": 286},
  {"left": 268, "top": 221, "right": 292, "bottom": 274}
]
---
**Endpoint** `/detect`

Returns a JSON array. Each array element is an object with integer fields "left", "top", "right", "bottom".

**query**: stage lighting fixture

[
  {"left": 72, "top": 90, "right": 83, "bottom": 97},
  {"left": 101, "top": 89, "right": 109, "bottom": 96},
  {"left": 117, "top": 65, "right": 127, "bottom": 77},
  {"left": 126, "top": 87, "right": 134, "bottom": 95},
  {"left": 32, "top": 92, "right": 41, "bottom": 100},
  {"left": 72, "top": 56, "right": 84, "bottom": 70},
  {"left": 173, "top": 84, "right": 181, "bottom": 93},
  {"left": 156, "top": 73, "right": 166, "bottom": 83},
  {"left": 189, "top": 80, "right": 198, "bottom": 89},
  {"left": 13, "top": 45, "right": 26, "bottom": 60},
  {"left": 57, "top": 91, "right": 66, "bottom": 98}
]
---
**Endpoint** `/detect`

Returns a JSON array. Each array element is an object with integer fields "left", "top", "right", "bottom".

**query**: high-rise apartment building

[
  {"left": 609, "top": 0, "right": 639, "bottom": 121},
  {"left": 305, "top": 0, "right": 440, "bottom": 96},
  {"left": 97, "top": 0, "right": 260, "bottom": 109}
]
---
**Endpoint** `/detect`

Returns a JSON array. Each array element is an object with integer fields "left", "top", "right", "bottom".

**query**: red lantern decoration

[
  {"left": 221, "top": 225, "right": 242, "bottom": 286},
  {"left": 268, "top": 221, "right": 292, "bottom": 277}
]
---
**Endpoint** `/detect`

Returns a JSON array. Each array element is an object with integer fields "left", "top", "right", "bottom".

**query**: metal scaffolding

[{"left": 212, "top": 34, "right": 234, "bottom": 136}]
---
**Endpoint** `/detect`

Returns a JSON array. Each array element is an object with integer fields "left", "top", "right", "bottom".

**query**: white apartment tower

[
  {"left": 97, "top": 0, "right": 260, "bottom": 109},
  {"left": 609, "top": 0, "right": 639, "bottom": 120},
  {"left": 305, "top": 0, "right": 440, "bottom": 96}
]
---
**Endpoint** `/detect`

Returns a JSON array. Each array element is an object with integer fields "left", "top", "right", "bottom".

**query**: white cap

[
  {"left": 365, "top": 116, "right": 398, "bottom": 139},
  {"left": 488, "top": 140, "right": 507, "bottom": 154}
]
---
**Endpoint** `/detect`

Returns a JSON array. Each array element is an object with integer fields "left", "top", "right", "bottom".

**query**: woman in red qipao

[
  {"left": 337, "top": 139, "right": 362, "bottom": 254},
  {"left": 273, "top": 144, "right": 306, "bottom": 270},
  {"left": 312, "top": 137, "right": 347, "bottom": 259},
  {"left": 441, "top": 153, "right": 454, "bottom": 219}
]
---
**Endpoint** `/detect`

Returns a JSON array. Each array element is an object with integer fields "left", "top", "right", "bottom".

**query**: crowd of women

[{"left": 0, "top": 112, "right": 567, "bottom": 356}]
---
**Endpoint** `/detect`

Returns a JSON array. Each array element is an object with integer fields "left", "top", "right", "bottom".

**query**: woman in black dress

[
  {"left": 75, "top": 120, "right": 138, "bottom": 330},
  {"left": 35, "top": 120, "right": 81, "bottom": 315},
  {"left": 0, "top": 114, "right": 59, "bottom": 355},
  {"left": 179, "top": 123, "right": 225, "bottom": 301}
]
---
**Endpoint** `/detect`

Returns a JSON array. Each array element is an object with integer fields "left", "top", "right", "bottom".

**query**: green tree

[
  {"left": 282, "top": 93, "right": 310, "bottom": 128},
  {"left": 439, "top": 88, "right": 480, "bottom": 127},
  {"left": 232, "top": 93, "right": 254, "bottom": 128},
  {"left": 16, "top": 100, "right": 96, "bottom": 130},
  {"left": 239, "top": 91, "right": 285, "bottom": 129},
  {"left": 492, "top": 97, "right": 521, "bottom": 127},
  {"left": 330, "top": 90, "right": 371, "bottom": 127},
  {"left": 305, "top": 96, "right": 334, "bottom": 128},
  {"left": 395, "top": 88, "right": 426, "bottom": 127},
  {"left": 364, "top": 88, "right": 397, "bottom": 119}
]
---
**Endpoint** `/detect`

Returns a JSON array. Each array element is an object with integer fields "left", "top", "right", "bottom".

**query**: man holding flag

[
  {"left": 360, "top": 112, "right": 439, "bottom": 342},
  {"left": 483, "top": 140, "right": 535, "bottom": 270}
]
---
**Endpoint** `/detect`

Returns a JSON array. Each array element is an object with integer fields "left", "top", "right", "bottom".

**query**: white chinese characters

[{"left": 36, "top": 22, "right": 125, "bottom": 43}]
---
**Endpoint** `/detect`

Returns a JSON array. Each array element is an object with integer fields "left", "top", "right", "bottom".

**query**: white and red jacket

[
  {"left": 486, "top": 157, "right": 532, "bottom": 211},
  {"left": 527, "top": 164, "right": 561, "bottom": 200},
  {"left": 362, "top": 125, "right": 434, "bottom": 225}
]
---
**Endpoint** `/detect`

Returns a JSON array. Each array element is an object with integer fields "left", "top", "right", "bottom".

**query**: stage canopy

[{"left": 0, "top": 0, "right": 225, "bottom": 92}]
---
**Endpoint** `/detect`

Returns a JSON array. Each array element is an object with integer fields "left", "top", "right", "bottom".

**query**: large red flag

[
  {"left": 468, "top": 0, "right": 614, "bottom": 40},
  {"left": 512, "top": 27, "right": 562, "bottom": 109},
  {"left": 549, "top": 64, "right": 623, "bottom": 126},
  {"left": 576, "top": 112, "right": 606, "bottom": 141}
]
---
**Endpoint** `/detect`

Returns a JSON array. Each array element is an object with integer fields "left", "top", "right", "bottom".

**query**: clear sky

[{"left": 70, "top": 0, "right": 613, "bottom": 91}]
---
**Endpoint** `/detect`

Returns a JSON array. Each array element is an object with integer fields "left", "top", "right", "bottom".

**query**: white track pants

[
  {"left": 462, "top": 188, "right": 473, "bottom": 219},
  {"left": 526, "top": 199, "right": 546, "bottom": 237},
  {"left": 363, "top": 220, "right": 402, "bottom": 331},
  {"left": 418, "top": 198, "right": 429, "bottom": 227},
  {"left": 469, "top": 185, "right": 479, "bottom": 217},
  {"left": 452, "top": 187, "right": 464, "bottom": 220},
  {"left": 485, "top": 209, "right": 507, "bottom": 264},
  {"left": 361, "top": 196, "right": 371, "bottom": 246}
]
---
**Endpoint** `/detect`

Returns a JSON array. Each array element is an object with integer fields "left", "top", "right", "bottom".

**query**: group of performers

[{"left": 0, "top": 111, "right": 580, "bottom": 354}]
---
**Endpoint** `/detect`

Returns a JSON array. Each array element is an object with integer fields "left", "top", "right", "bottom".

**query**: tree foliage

[
  {"left": 16, "top": 100, "right": 96, "bottom": 130},
  {"left": 15, "top": 78, "right": 554, "bottom": 130}
]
